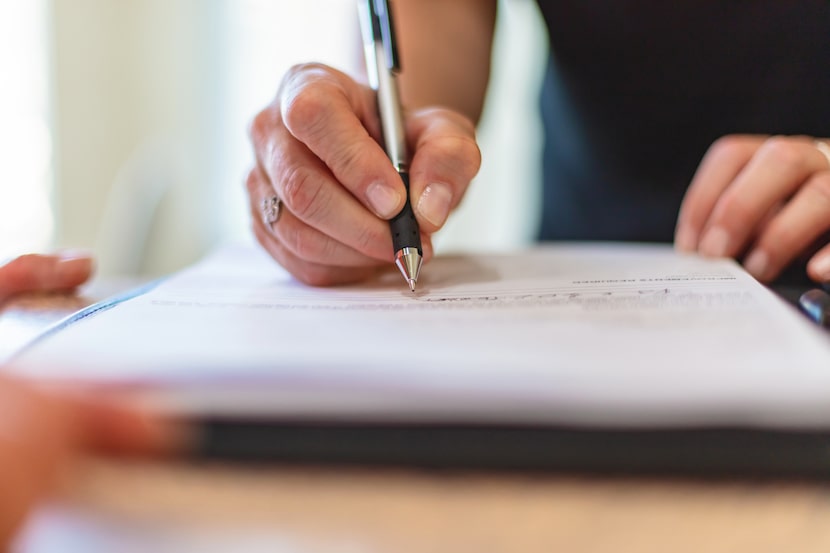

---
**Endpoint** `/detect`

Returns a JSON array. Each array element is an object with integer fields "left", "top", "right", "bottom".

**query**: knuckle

[
  {"left": 279, "top": 63, "right": 323, "bottom": 102},
  {"left": 708, "top": 135, "right": 746, "bottom": 159},
  {"left": 760, "top": 136, "right": 806, "bottom": 168},
  {"left": 329, "top": 141, "right": 370, "bottom": 182},
  {"left": 282, "top": 62, "right": 330, "bottom": 86},
  {"left": 281, "top": 72, "right": 339, "bottom": 140},
  {"left": 283, "top": 85, "right": 324, "bottom": 127},
  {"left": 248, "top": 107, "right": 275, "bottom": 145},
  {"left": 279, "top": 164, "right": 327, "bottom": 221},
  {"left": 431, "top": 135, "right": 483, "bottom": 180},
  {"left": 715, "top": 191, "right": 753, "bottom": 224}
]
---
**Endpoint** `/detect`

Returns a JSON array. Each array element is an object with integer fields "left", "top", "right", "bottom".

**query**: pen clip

[
  {"left": 373, "top": 0, "right": 401, "bottom": 72},
  {"left": 358, "top": 0, "right": 380, "bottom": 89}
]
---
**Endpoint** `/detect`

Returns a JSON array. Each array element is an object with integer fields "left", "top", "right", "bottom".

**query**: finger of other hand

[
  {"left": 675, "top": 135, "right": 764, "bottom": 252},
  {"left": 742, "top": 172, "right": 830, "bottom": 281},
  {"left": 407, "top": 108, "right": 481, "bottom": 232},
  {"left": 0, "top": 253, "right": 93, "bottom": 302},
  {"left": 0, "top": 377, "right": 185, "bottom": 546},
  {"left": 808, "top": 241, "right": 830, "bottom": 283},
  {"left": 0, "top": 378, "right": 75, "bottom": 545},
  {"left": 696, "top": 136, "right": 830, "bottom": 259}
]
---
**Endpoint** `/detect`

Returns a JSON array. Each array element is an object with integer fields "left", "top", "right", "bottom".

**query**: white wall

[
  {"left": 437, "top": 0, "right": 547, "bottom": 253},
  {"left": 0, "top": 0, "right": 53, "bottom": 259},
  {"left": 51, "top": 0, "right": 230, "bottom": 276},
  {"left": 48, "top": 0, "right": 547, "bottom": 277}
]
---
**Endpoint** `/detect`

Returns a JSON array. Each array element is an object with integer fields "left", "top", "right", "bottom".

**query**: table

[{"left": 5, "top": 286, "right": 830, "bottom": 553}]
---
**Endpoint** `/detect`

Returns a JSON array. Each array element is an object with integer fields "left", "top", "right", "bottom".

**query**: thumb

[{"left": 406, "top": 108, "right": 481, "bottom": 233}]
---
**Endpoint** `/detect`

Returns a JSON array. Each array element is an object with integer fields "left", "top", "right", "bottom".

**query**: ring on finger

[
  {"left": 260, "top": 194, "right": 282, "bottom": 233},
  {"left": 815, "top": 140, "right": 830, "bottom": 169}
]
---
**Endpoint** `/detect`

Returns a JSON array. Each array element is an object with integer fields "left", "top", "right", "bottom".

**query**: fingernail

[
  {"left": 699, "top": 226, "right": 731, "bottom": 257},
  {"left": 56, "top": 249, "right": 93, "bottom": 263},
  {"left": 367, "top": 182, "right": 402, "bottom": 218},
  {"left": 674, "top": 226, "right": 697, "bottom": 253},
  {"left": 743, "top": 249, "right": 769, "bottom": 280},
  {"left": 56, "top": 256, "right": 94, "bottom": 280},
  {"left": 417, "top": 183, "right": 453, "bottom": 228},
  {"left": 810, "top": 255, "right": 830, "bottom": 281}
]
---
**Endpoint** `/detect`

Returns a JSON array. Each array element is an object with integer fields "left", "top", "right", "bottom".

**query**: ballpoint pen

[{"left": 358, "top": 0, "right": 423, "bottom": 292}]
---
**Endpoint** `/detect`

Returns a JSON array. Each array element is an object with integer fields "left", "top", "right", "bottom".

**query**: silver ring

[
  {"left": 260, "top": 194, "right": 282, "bottom": 232},
  {"left": 815, "top": 140, "right": 830, "bottom": 169}
]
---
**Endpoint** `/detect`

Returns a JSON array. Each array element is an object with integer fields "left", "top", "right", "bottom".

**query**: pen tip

[{"left": 395, "top": 247, "right": 423, "bottom": 293}]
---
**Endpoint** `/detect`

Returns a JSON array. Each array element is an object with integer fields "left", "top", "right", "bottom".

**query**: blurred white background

[{"left": 0, "top": 0, "right": 547, "bottom": 277}]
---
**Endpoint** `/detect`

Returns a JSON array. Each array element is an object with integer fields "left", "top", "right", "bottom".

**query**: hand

[
  {"left": 0, "top": 377, "right": 179, "bottom": 546},
  {"left": 0, "top": 252, "right": 93, "bottom": 303},
  {"left": 675, "top": 135, "right": 830, "bottom": 282},
  {"left": 0, "top": 251, "right": 180, "bottom": 545},
  {"left": 247, "top": 63, "right": 481, "bottom": 286}
]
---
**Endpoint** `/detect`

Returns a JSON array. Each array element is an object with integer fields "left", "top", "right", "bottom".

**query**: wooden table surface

[{"left": 5, "top": 286, "right": 830, "bottom": 553}]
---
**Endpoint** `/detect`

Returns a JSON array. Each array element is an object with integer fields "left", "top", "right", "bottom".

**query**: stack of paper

[{"left": 9, "top": 243, "right": 830, "bottom": 429}]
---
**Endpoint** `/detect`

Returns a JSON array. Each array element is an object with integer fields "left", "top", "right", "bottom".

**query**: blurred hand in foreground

[
  {"left": 0, "top": 252, "right": 93, "bottom": 303},
  {"left": 0, "top": 251, "right": 182, "bottom": 546}
]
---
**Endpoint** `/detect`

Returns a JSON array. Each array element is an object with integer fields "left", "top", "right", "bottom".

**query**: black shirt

[{"left": 534, "top": 0, "right": 830, "bottom": 242}]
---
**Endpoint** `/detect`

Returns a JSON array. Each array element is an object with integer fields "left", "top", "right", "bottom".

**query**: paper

[{"left": 9, "top": 242, "right": 830, "bottom": 428}]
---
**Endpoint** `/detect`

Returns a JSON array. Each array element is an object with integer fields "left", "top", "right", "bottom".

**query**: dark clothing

[{"left": 534, "top": 1, "right": 830, "bottom": 243}]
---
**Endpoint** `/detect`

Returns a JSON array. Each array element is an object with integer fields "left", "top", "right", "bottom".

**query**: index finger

[
  {"left": 0, "top": 253, "right": 93, "bottom": 302},
  {"left": 278, "top": 64, "right": 407, "bottom": 220},
  {"left": 694, "top": 136, "right": 830, "bottom": 258},
  {"left": 675, "top": 135, "right": 764, "bottom": 251}
]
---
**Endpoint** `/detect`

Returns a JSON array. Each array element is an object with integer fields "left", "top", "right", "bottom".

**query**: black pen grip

[{"left": 390, "top": 172, "right": 422, "bottom": 254}]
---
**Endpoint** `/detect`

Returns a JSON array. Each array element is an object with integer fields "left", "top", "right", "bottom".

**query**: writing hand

[
  {"left": 676, "top": 135, "right": 830, "bottom": 282},
  {"left": 247, "top": 63, "right": 481, "bottom": 286}
]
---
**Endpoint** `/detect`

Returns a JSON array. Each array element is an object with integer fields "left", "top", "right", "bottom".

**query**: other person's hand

[
  {"left": 0, "top": 376, "right": 178, "bottom": 546},
  {"left": 0, "top": 252, "right": 93, "bottom": 303},
  {"left": 247, "top": 63, "right": 481, "bottom": 286},
  {"left": 0, "top": 250, "right": 179, "bottom": 545},
  {"left": 675, "top": 135, "right": 830, "bottom": 282}
]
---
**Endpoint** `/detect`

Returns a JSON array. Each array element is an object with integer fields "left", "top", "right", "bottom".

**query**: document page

[{"left": 9, "top": 243, "right": 830, "bottom": 427}]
